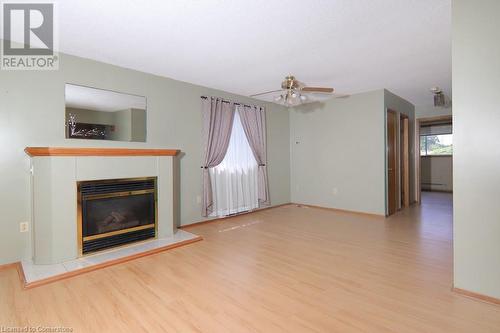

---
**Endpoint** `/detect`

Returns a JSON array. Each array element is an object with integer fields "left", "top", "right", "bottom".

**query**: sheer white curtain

[{"left": 209, "top": 108, "right": 259, "bottom": 216}]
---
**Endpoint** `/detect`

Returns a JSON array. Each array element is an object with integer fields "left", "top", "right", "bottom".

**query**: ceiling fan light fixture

[
  {"left": 250, "top": 75, "right": 335, "bottom": 107},
  {"left": 434, "top": 93, "right": 445, "bottom": 107},
  {"left": 430, "top": 86, "right": 446, "bottom": 107},
  {"left": 284, "top": 93, "right": 301, "bottom": 106},
  {"left": 430, "top": 86, "right": 442, "bottom": 94}
]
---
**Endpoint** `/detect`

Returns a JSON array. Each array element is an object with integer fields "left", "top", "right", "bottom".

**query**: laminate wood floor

[{"left": 1, "top": 192, "right": 500, "bottom": 332}]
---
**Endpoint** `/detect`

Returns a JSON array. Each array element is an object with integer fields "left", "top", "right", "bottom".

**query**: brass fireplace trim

[
  {"left": 85, "top": 189, "right": 155, "bottom": 201},
  {"left": 82, "top": 224, "right": 156, "bottom": 242},
  {"left": 77, "top": 177, "right": 158, "bottom": 257}
]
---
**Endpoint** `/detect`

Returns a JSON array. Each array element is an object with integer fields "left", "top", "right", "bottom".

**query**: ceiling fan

[{"left": 250, "top": 75, "right": 338, "bottom": 106}]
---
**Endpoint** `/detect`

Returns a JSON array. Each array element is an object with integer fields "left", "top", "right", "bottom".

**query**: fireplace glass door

[{"left": 78, "top": 177, "right": 157, "bottom": 254}]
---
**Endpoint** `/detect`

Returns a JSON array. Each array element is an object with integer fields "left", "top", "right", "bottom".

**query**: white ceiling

[{"left": 54, "top": 0, "right": 450, "bottom": 106}]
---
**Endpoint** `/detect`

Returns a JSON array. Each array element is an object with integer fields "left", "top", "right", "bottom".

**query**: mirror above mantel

[{"left": 65, "top": 84, "right": 147, "bottom": 142}]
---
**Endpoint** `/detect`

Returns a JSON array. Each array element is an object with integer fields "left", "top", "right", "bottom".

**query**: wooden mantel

[{"left": 24, "top": 147, "right": 180, "bottom": 157}]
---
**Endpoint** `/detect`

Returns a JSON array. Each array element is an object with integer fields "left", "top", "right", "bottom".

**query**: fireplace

[{"left": 77, "top": 177, "right": 157, "bottom": 255}]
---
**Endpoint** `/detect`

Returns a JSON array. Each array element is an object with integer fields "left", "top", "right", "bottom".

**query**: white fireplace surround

[{"left": 26, "top": 148, "right": 179, "bottom": 265}]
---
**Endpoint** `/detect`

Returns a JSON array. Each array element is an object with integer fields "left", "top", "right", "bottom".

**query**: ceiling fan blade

[
  {"left": 250, "top": 89, "right": 283, "bottom": 97},
  {"left": 301, "top": 87, "right": 335, "bottom": 93},
  {"left": 333, "top": 94, "right": 350, "bottom": 99}
]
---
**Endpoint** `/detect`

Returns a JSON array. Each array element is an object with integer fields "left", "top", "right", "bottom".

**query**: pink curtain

[
  {"left": 201, "top": 97, "right": 235, "bottom": 217},
  {"left": 238, "top": 105, "right": 270, "bottom": 205}
]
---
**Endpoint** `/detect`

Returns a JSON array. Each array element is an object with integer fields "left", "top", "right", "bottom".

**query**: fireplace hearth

[{"left": 77, "top": 177, "right": 157, "bottom": 255}]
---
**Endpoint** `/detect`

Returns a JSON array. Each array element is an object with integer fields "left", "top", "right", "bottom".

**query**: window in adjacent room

[{"left": 420, "top": 123, "right": 453, "bottom": 156}]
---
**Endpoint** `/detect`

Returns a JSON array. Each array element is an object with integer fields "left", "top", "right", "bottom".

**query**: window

[
  {"left": 420, "top": 134, "right": 453, "bottom": 156},
  {"left": 209, "top": 108, "right": 259, "bottom": 216},
  {"left": 420, "top": 122, "right": 452, "bottom": 156}
]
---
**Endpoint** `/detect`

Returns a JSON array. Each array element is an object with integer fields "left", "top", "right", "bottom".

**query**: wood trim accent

[
  {"left": 386, "top": 109, "right": 398, "bottom": 216},
  {"left": 452, "top": 287, "right": 500, "bottom": 306},
  {"left": 180, "top": 203, "right": 293, "bottom": 229},
  {"left": 1, "top": 263, "right": 26, "bottom": 290},
  {"left": 402, "top": 116, "right": 410, "bottom": 208},
  {"left": 24, "top": 147, "right": 180, "bottom": 157},
  {"left": 16, "top": 262, "right": 27, "bottom": 286},
  {"left": 0, "top": 262, "right": 20, "bottom": 271},
  {"left": 292, "top": 203, "right": 386, "bottom": 218},
  {"left": 418, "top": 114, "right": 452, "bottom": 125},
  {"left": 20, "top": 236, "right": 202, "bottom": 289},
  {"left": 415, "top": 118, "right": 421, "bottom": 204}
]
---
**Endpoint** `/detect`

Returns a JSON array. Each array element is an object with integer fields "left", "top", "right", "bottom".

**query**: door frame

[
  {"left": 386, "top": 109, "right": 398, "bottom": 216},
  {"left": 400, "top": 114, "right": 410, "bottom": 208},
  {"left": 415, "top": 115, "right": 453, "bottom": 203}
]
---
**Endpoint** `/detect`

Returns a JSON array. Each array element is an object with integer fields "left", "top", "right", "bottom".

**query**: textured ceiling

[{"left": 53, "top": 0, "right": 450, "bottom": 106}]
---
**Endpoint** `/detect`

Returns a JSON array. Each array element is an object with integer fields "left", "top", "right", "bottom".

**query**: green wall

[
  {"left": 0, "top": 52, "right": 291, "bottom": 264},
  {"left": 452, "top": 0, "right": 500, "bottom": 299},
  {"left": 290, "top": 90, "right": 387, "bottom": 215},
  {"left": 289, "top": 89, "right": 415, "bottom": 216}
]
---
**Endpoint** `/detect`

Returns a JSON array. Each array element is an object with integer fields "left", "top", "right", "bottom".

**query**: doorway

[
  {"left": 415, "top": 115, "right": 453, "bottom": 203},
  {"left": 386, "top": 109, "right": 411, "bottom": 216}
]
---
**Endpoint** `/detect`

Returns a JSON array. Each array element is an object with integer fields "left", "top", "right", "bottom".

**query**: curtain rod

[{"left": 200, "top": 96, "right": 260, "bottom": 109}]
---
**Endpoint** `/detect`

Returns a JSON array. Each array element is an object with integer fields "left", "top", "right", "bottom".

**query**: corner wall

[
  {"left": 289, "top": 89, "right": 414, "bottom": 216},
  {"left": 452, "top": 0, "right": 500, "bottom": 299},
  {"left": 290, "top": 90, "right": 386, "bottom": 215}
]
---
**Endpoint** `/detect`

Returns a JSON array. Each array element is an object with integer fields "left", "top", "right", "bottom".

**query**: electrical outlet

[
  {"left": 19, "top": 221, "right": 29, "bottom": 233},
  {"left": 196, "top": 195, "right": 201, "bottom": 204}
]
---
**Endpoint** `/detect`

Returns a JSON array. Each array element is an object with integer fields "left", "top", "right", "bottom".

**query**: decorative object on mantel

[
  {"left": 24, "top": 147, "right": 180, "bottom": 157},
  {"left": 67, "top": 113, "right": 110, "bottom": 139}
]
